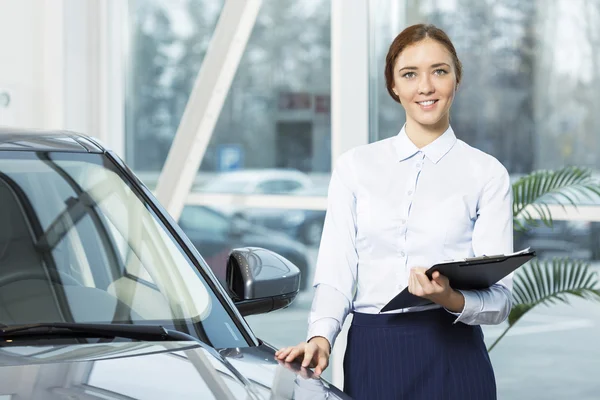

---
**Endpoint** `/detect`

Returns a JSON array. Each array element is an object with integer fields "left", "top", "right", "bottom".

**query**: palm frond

[
  {"left": 488, "top": 258, "right": 600, "bottom": 351},
  {"left": 509, "top": 259, "right": 600, "bottom": 326},
  {"left": 512, "top": 166, "right": 600, "bottom": 231}
]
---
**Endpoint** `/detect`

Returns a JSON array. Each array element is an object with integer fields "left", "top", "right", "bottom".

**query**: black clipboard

[{"left": 380, "top": 249, "right": 536, "bottom": 312}]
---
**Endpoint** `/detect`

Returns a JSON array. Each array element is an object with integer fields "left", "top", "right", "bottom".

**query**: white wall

[
  {"left": 62, "top": 0, "right": 126, "bottom": 156},
  {"left": 0, "top": 0, "right": 125, "bottom": 157},
  {"left": 0, "top": 0, "right": 50, "bottom": 129}
]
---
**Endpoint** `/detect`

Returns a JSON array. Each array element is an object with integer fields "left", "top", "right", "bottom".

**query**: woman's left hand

[{"left": 408, "top": 267, "right": 465, "bottom": 313}]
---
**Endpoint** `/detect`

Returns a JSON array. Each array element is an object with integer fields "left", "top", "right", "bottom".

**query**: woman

[{"left": 276, "top": 23, "right": 513, "bottom": 400}]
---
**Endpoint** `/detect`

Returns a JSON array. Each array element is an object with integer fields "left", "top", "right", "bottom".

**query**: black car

[
  {"left": 178, "top": 205, "right": 312, "bottom": 290},
  {"left": 0, "top": 128, "right": 348, "bottom": 399},
  {"left": 514, "top": 220, "right": 593, "bottom": 260},
  {"left": 243, "top": 207, "right": 326, "bottom": 247}
]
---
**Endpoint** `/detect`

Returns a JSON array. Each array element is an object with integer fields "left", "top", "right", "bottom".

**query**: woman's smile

[{"left": 416, "top": 99, "right": 439, "bottom": 110}]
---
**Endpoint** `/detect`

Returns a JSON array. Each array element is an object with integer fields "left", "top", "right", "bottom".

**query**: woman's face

[{"left": 392, "top": 38, "right": 457, "bottom": 131}]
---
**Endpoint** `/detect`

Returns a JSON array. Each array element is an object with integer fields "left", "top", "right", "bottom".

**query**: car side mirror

[{"left": 226, "top": 247, "right": 300, "bottom": 316}]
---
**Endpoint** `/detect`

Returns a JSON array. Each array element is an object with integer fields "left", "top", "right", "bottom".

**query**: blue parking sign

[{"left": 217, "top": 144, "right": 244, "bottom": 171}]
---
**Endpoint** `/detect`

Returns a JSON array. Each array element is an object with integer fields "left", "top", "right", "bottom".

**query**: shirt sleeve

[
  {"left": 306, "top": 153, "right": 358, "bottom": 348},
  {"left": 452, "top": 162, "right": 514, "bottom": 325}
]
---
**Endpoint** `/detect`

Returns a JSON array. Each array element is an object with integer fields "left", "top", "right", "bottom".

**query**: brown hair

[{"left": 385, "top": 24, "right": 462, "bottom": 103}]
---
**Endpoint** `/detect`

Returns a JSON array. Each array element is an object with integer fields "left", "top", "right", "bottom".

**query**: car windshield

[{"left": 0, "top": 151, "right": 247, "bottom": 348}]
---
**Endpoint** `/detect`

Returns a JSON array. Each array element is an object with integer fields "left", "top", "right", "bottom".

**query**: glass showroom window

[
  {"left": 370, "top": 0, "right": 600, "bottom": 176},
  {"left": 369, "top": 0, "right": 600, "bottom": 398},
  {"left": 126, "top": 0, "right": 331, "bottom": 181},
  {"left": 125, "top": 0, "right": 332, "bottom": 380}
]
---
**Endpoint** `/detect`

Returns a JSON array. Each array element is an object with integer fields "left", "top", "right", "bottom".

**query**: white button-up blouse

[{"left": 307, "top": 125, "right": 514, "bottom": 347}]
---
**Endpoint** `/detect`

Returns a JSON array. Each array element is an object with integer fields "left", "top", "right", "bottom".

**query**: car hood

[{"left": 0, "top": 341, "right": 348, "bottom": 400}]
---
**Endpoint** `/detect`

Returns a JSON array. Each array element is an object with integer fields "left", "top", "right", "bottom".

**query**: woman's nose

[{"left": 418, "top": 75, "right": 434, "bottom": 95}]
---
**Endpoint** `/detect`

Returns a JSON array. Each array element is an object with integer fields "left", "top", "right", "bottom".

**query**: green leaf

[
  {"left": 509, "top": 259, "right": 600, "bottom": 327},
  {"left": 512, "top": 166, "right": 600, "bottom": 232},
  {"left": 488, "top": 259, "right": 600, "bottom": 352}
]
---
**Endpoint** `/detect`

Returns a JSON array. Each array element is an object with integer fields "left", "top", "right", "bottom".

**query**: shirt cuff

[
  {"left": 446, "top": 290, "right": 482, "bottom": 324},
  {"left": 306, "top": 317, "right": 339, "bottom": 350}
]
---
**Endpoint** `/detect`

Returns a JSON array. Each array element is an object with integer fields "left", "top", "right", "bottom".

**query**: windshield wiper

[
  {"left": 0, "top": 322, "right": 262, "bottom": 400},
  {"left": 0, "top": 323, "right": 198, "bottom": 342},
  {"left": 0, "top": 322, "right": 255, "bottom": 400}
]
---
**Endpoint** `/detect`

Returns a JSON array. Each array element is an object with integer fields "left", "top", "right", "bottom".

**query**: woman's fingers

[
  {"left": 409, "top": 268, "right": 422, "bottom": 295},
  {"left": 276, "top": 341, "right": 331, "bottom": 377},
  {"left": 277, "top": 342, "right": 312, "bottom": 361},
  {"left": 314, "top": 353, "right": 329, "bottom": 377},
  {"left": 302, "top": 343, "right": 316, "bottom": 367},
  {"left": 277, "top": 346, "right": 297, "bottom": 361},
  {"left": 414, "top": 271, "right": 434, "bottom": 292},
  {"left": 285, "top": 344, "right": 306, "bottom": 362},
  {"left": 432, "top": 272, "right": 449, "bottom": 289},
  {"left": 275, "top": 346, "right": 292, "bottom": 360},
  {"left": 408, "top": 269, "right": 415, "bottom": 292},
  {"left": 410, "top": 267, "right": 446, "bottom": 297}
]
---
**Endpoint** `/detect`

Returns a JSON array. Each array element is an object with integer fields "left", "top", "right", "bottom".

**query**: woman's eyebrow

[
  {"left": 399, "top": 66, "right": 418, "bottom": 72},
  {"left": 399, "top": 62, "right": 451, "bottom": 72}
]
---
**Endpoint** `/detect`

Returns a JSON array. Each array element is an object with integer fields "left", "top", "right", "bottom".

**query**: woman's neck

[{"left": 405, "top": 120, "right": 449, "bottom": 149}]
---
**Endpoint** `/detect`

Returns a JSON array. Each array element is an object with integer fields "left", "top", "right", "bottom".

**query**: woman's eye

[
  {"left": 434, "top": 69, "right": 448, "bottom": 76},
  {"left": 402, "top": 72, "right": 416, "bottom": 79}
]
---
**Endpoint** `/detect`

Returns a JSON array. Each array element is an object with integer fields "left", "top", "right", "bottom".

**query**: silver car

[{"left": 0, "top": 128, "right": 348, "bottom": 400}]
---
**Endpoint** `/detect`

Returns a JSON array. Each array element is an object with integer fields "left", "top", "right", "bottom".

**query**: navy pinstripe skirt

[{"left": 343, "top": 309, "right": 496, "bottom": 400}]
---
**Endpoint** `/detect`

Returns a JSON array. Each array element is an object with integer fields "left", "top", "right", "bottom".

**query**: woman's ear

[{"left": 394, "top": 89, "right": 401, "bottom": 104}]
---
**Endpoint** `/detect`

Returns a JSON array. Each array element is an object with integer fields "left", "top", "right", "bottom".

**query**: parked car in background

[
  {"left": 201, "top": 169, "right": 314, "bottom": 195},
  {"left": 514, "top": 220, "right": 593, "bottom": 260},
  {"left": 0, "top": 129, "right": 348, "bottom": 399},
  {"left": 201, "top": 170, "right": 327, "bottom": 246},
  {"left": 242, "top": 186, "right": 327, "bottom": 247},
  {"left": 178, "top": 205, "right": 312, "bottom": 290}
]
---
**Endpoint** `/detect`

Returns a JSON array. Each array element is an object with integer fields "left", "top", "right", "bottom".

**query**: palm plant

[{"left": 488, "top": 166, "right": 600, "bottom": 351}]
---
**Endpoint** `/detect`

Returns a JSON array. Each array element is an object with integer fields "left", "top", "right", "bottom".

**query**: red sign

[
  {"left": 315, "top": 95, "right": 330, "bottom": 114},
  {"left": 278, "top": 92, "right": 312, "bottom": 110}
]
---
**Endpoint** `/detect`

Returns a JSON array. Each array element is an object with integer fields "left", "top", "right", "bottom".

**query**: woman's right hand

[{"left": 275, "top": 336, "right": 331, "bottom": 377}]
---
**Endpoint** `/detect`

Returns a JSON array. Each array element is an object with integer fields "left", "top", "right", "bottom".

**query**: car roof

[{"left": 0, "top": 127, "right": 105, "bottom": 153}]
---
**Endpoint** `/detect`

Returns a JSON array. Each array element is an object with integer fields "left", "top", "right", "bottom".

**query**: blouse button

[
  {"left": 407, "top": 190, "right": 413, "bottom": 196},
  {"left": 400, "top": 251, "right": 406, "bottom": 257}
]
